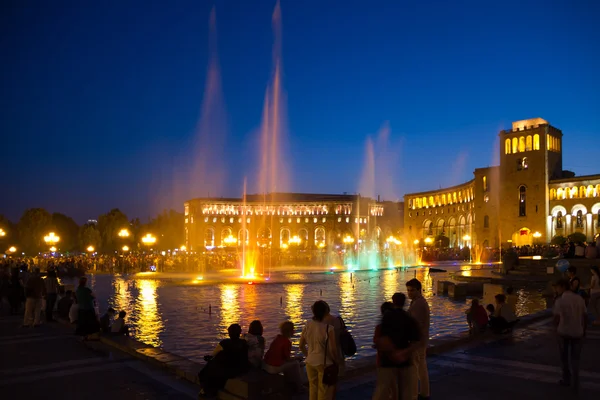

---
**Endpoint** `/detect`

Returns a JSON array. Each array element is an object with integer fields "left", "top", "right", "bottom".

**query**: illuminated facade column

[
  {"left": 565, "top": 215, "right": 572, "bottom": 236},
  {"left": 546, "top": 216, "right": 553, "bottom": 243},
  {"left": 586, "top": 213, "right": 593, "bottom": 241}
]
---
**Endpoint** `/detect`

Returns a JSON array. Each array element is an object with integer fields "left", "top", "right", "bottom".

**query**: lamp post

[
  {"left": 7, "top": 246, "right": 16, "bottom": 255},
  {"left": 44, "top": 232, "right": 60, "bottom": 253},
  {"left": 141, "top": 233, "right": 157, "bottom": 271},
  {"left": 0, "top": 228, "right": 6, "bottom": 237}
]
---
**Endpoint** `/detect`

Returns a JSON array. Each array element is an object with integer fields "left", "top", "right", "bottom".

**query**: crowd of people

[
  {"left": 197, "top": 278, "right": 432, "bottom": 400},
  {"left": 0, "top": 263, "right": 129, "bottom": 338}
]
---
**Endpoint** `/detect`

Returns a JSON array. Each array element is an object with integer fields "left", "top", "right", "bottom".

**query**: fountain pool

[{"left": 80, "top": 264, "right": 546, "bottom": 364}]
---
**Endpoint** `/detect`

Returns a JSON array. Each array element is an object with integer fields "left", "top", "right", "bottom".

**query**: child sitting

[
  {"left": 111, "top": 311, "right": 129, "bottom": 336},
  {"left": 263, "top": 321, "right": 303, "bottom": 393}
]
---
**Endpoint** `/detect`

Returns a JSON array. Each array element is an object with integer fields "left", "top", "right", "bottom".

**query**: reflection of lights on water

[
  {"left": 339, "top": 273, "right": 355, "bottom": 320},
  {"left": 136, "top": 279, "right": 163, "bottom": 347},
  {"left": 220, "top": 285, "right": 239, "bottom": 333},
  {"left": 462, "top": 270, "right": 472, "bottom": 277},
  {"left": 285, "top": 284, "right": 304, "bottom": 345},
  {"left": 382, "top": 270, "right": 397, "bottom": 300}
]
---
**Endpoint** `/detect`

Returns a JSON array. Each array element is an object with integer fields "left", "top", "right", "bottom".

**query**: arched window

[
  {"left": 483, "top": 215, "right": 489, "bottom": 228},
  {"left": 547, "top": 134, "right": 552, "bottom": 150},
  {"left": 204, "top": 228, "right": 215, "bottom": 247},
  {"left": 519, "top": 186, "right": 527, "bottom": 217},
  {"left": 518, "top": 136, "right": 526, "bottom": 152},
  {"left": 505, "top": 138, "right": 511, "bottom": 154},
  {"left": 556, "top": 211, "right": 563, "bottom": 229},
  {"left": 526, "top": 135, "right": 532, "bottom": 151},
  {"left": 512, "top": 137, "right": 518, "bottom": 153},
  {"left": 549, "top": 188, "right": 556, "bottom": 200},
  {"left": 522, "top": 157, "right": 528, "bottom": 169},
  {"left": 576, "top": 210, "right": 583, "bottom": 228},
  {"left": 579, "top": 186, "right": 586, "bottom": 198},
  {"left": 533, "top": 134, "right": 540, "bottom": 150}
]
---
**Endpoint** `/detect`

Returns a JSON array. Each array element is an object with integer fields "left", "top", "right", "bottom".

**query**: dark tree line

[{"left": 0, "top": 208, "right": 184, "bottom": 255}]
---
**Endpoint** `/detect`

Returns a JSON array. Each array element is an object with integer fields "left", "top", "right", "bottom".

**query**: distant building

[
  {"left": 184, "top": 193, "right": 403, "bottom": 251},
  {"left": 404, "top": 118, "right": 600, "bottom": 248},
  {"left": 87, "top": 219, "right": 98, "bottom": 225}
]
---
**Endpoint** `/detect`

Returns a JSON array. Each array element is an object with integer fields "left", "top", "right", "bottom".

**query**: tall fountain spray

[
  {"left": 189, "top": 7, "right": 227, "bottom": 200},
  {"left": 240, "top": 0, "right": 289, "bottom": 278}
]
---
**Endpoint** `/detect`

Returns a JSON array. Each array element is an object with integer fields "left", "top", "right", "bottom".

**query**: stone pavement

[
  {"left": 336, "top": 317, "right": 600, "bottom": 399},
  {"left": 0, "top": 311, "right": 199, "bottom": 400}
]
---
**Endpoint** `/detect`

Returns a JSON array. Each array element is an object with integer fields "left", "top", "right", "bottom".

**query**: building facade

[
  {"left": 404, "top": 118, "right": 600, "bottom": 249},
  {"left": 184, "top": 193, "right": 404, "bottom": 252}
]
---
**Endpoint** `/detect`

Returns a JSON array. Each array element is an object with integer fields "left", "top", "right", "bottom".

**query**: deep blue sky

[{"left": 2, "top": 0, "right": 599, "bottom": 223}]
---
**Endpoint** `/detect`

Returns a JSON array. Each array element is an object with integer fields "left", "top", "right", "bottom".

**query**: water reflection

[
  {"left": 284, "top": 284, "right": 304, "bottom": 326},
  {"left": 135, "top": 279, "right": 163, "bottom": 347},
  {"left": 382, "top": 269, "right": 397, "bottom": 300},
  {"left": 220, "top": 284, "right": 240, "bottom": 335},
  {"left": 112, "top": 277, "right": 132, "bottom": 312},
  {"left": 339, "top": 273, "right": 355, "bottom": 321}
]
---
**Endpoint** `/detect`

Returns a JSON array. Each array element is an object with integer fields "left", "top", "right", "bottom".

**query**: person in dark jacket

[{"left": 198, "top": 324, "right": 249, "bottom": 397}]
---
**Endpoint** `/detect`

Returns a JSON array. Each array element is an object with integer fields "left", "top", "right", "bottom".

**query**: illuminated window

[
  {"left": 547, "top": 134, "right": 551, "bottom": 150},
  {"left": 522, "top": 157, "right": 528, "bottom": 169},
  {"left": 526, "top": 135, "right": 532, "bottom": 151},
  {"left": 512, "top": 137, "right": 518, "bottom": 153},
  {"left": 483, "top": 176, "right": 488, "bottom": 192},
  {"left": 505, "top": 138, "right": 511, "bottom": 154},
  {"left": 533, "top": 134, "right": 540, "bottom": 150},
  {"left": 518, "top": 136, "right": 525, "bottom": 152},
  {"left": 556, "top": 211, "right": 563, "bottom": 229},
  {"left": 576, "top": 210, "right": 583, "bottom": 228},
  {"left": 549, "top": 189, "right": 556, "bottom": 200},
  {"left": 519, "top": 186, "right": 526, "bottom": 217},
  {"left": 579, "top": 186, "right": 586, "bottom": 198}
]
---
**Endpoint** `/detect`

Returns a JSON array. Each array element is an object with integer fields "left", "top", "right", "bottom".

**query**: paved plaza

[
  {"left": 0, "top": 312, "right": 198, "bottom": 400},
  {"left": 337, "top": 318, "right": 600, "bottom": 399}
]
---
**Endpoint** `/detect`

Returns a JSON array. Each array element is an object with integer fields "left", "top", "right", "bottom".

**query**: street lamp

[
  {"left": 44, "top": 232, "right": 60, "bottom": 250},
  {"left": 424, "top": 237, "right": 433, "bottom": 245},
  {"left": 413, "top": 239, "right": 419, "bottom": 245},
  {"left": 223, "top": 235, "right": 237, "bottom": 247},
  {"left": 180, "top": 245, "right": 187, "bottom": 251},
  {"left": 118, "top": 229, "right": 130, "bottom": 238},
  {"left": 87, "top": 245, "right": 95, "bottom": 253},
  {"left": 532, "top": 232, "right": 542, "bottom": 238},
  {"left": 342, "top": 235, "right": 354, "bottom": 245},
  {"left": 289, "top": 235, "right": 302, "bottom": 245},
  {"left": 7, "top": 246, "right": 16, "bottom": 254},
  {"left": 0, "top": 228, "right": 6, "bottom": 237},
  {"left": 141, "top": 233, "right": 157, "bottom": 246},
  {"left": 122, "top": 245, "right": 129, "bottom": 252}
]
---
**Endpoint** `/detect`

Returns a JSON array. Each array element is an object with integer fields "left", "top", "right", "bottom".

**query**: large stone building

[
  {"left": 184, "top": 193, "right": 403, "bottom": 252},
  {"left": 404, "top": 118, "right": 600, "bottom": 249}
]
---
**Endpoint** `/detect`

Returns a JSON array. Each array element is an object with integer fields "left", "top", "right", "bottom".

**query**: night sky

[{"left": 2, "top": 0, "right": 599, "bottom": 224}]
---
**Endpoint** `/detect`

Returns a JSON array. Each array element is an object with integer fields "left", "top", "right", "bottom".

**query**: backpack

[{"left": 338, "top": 316, "right": 356, "bottom": 356}]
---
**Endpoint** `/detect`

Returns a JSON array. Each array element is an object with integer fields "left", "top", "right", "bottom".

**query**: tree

[
  {"left": 97, "top": 209, "right": 130, "bottom": 252},
  {"left": 568, "top": 232, "right": 587, "bottom": 244},
  {"left": 51, "top": 213, "right": 79, "bottom": 252},
  {"left": 551, "top": 235, "right": 567, "bottom": 246},
  {"left": 17, "top": 208, "right": 52, "bottom": 254},
  {"left": 434, "top": 234, "right": 450, "bottom": 248},
  {"left": 79, "top": 223, "right": 102, "bottom": 251},
  {"left": 145, "top": 209, "right": 184, "bottom": 251}
]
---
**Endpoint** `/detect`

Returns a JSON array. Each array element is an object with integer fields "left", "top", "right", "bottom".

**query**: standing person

[
  {"left": 373, "top": 297, "right": 421, "bottom": 400},
  {"left": 392, "top": 292, "right": 406, "bottom": 309},
  {"left": 372, "top": 301, "right": 399, "bottom": 399},
  {"left": 406, "top": 278, "right": 430, "bottom": 400},
  {"left": 553, "top": 279, "right": 587, "bottom": 390},
  {"left": 44, "top": 269, "right": 59, "bottom": 322},
  {"left": 299, "top": 300, "right": 340, "bottom": 400},
  {"left": 244, "top": 320, "right": 265, "bottom": 368},
  {"left": 22, "top": 268, "right": 45, "bottom": 328},
  {"left": 589, "top": 266, "right": 600, "bottom": 326},
  {"left": 75, "top": 277, "right": 99, "bottom": 337},
  {"left": 323, "top": 304, "right": 346, "bottom": 378},
  {"left": 567, "top": 266, "right": 582, "bottom": 294}
]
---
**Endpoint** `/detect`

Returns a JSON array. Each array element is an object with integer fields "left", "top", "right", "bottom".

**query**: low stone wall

[{"left": 518, "top": 257, "right": 597, "bottom": 283}]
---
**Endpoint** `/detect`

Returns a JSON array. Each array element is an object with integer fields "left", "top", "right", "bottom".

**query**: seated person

[
  {"left": 263, "top": 321, "right": 303, "bottom": 392},
  {"left": 57, "top": 290, "right": 74, "bottom": 320},
  {"left": 489, "top": 294, "right": 518, "bottom": 333},
  {"left": 100, "top": 308, "right": 116, "bottom": 333},
  {"left": 505, "top": 287, "right": 518, "bottom": 314},
  {"left": 466, "top": 298, "right": 488, "bottom": 333},
  {"left": 198, "top": 324, "right": 249, "bottom": 397},
  {"left": 110, "top": 311, "right": 129, "bottom": 336},
  {"left": 244, "top": 320, "right": 265, "bottom": 368}
]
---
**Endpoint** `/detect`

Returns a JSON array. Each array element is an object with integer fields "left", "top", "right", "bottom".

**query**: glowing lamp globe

[{"left": 556, "top": 259, "right": 570, "bottom": 273}]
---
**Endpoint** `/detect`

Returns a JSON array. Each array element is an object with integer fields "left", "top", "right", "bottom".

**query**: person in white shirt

[
  {"left": 299, "top": 300, "right": 340, "bottom": 400},
  {"left": 589, "top": 266, "right": 600, "bottom": 326},
  {"left": 553, "top": 279, "right": 587, "bottom": 390}
]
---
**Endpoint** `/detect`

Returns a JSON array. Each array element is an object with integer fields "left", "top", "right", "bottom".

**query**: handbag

[
  {"left": 322, "top": 324, "right": 339, "bottom": 385},
  {"left": 338, "top": 316, "right": 357, "bottom": 356}
]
